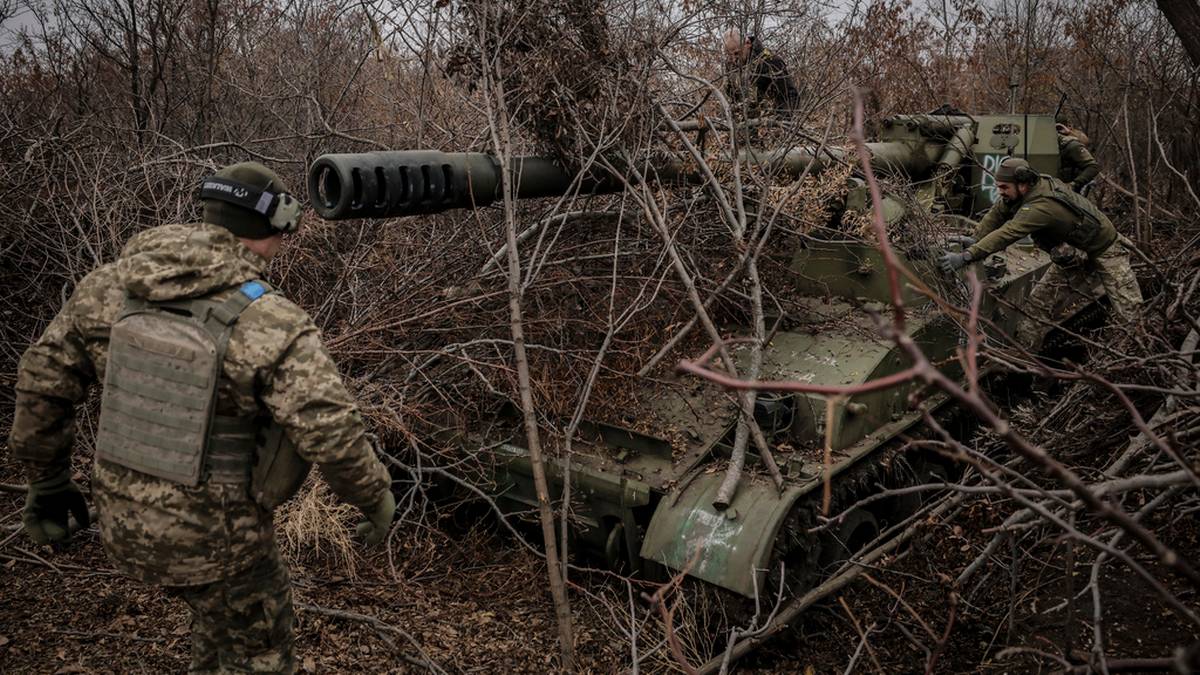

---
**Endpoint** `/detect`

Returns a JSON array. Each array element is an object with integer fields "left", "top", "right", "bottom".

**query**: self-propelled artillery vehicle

[{"left": 307, "top": 111, "right": 1098, "bottom": 598}]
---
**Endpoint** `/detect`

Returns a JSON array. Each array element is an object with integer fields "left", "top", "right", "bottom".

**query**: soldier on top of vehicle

[
  {"left": 1056, "top": 117, "right": 1100, "bottom": 192},
  {"left": 721, "top": 28, "right": 803, "bottom": 117},
  {"left": 939, "top": 157, "right": 1142, "bottom": 347},
  {"left": 10, "top": 161, "right": 396, "bottom": 673}
]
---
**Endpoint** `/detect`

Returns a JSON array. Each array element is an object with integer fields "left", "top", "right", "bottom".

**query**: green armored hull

[
  {"left": 309, "top": 110, "right": 1101, "bottom": 598},
  {"left": 470, "top": 237, "right": 1071, "bottom": 596}
]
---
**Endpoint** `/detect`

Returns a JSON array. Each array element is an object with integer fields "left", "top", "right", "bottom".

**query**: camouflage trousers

[
  {"left": 1016, "top": 238, "right": 1144, "bottom": 348},
  {"left": 165, "top": 547, "right": 296, "bottom": 674}
]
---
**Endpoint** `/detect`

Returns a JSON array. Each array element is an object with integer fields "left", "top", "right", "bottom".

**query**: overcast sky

[
  {"left": 0, "top": 0, "right": 874, "bottom": 48},
  {"left": 1, "top": 2, "right": 44, "bottom": 53}
]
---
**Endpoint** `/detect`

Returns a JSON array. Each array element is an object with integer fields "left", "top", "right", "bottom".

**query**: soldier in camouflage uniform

[
  {"left": 939, "top": 157, "right": 1142, "bottom": 348},
  {"left": 1056, "top": 121, "right": 1100, "bottom": 192},
  {"left": 10, "top": 162, "right": 396, "bottom": 673}
]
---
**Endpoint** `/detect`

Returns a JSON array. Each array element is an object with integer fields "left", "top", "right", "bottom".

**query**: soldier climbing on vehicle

[{"left": 1056, "top": 117, "right": 1100, "bottom": 192}]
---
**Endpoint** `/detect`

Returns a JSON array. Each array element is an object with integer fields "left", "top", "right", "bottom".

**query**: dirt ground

[
  {"left": 0, "top": 500, "right": 617, "bottom": 673},
  {"left": 2, "top": 455, "right": 1197, "bottom": 675}
]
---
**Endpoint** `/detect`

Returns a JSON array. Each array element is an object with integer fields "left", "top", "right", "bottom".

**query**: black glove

[
  {"left": 356, "top": 490, "right": 396, "bottom": 546},
  {"left": 23, "top": 470, "right": 90, "bottom": 545},
  {"left": 939, "top": 250, "right": 973, "bottom": 273},
  {"left": 944, "top": 234, "right": 977, "bottom": 248}
]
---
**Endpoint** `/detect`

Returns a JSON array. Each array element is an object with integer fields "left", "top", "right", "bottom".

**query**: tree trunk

[
  {"left": 481, "top": 37, "right": 576, "bottom": 672},
  {"left": 1157, "top": 0, "right": 1200, "bottom": 68}
]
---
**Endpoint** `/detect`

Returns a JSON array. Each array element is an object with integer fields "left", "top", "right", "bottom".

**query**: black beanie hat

[{"left": 201, "top": 162, "right": 289, "bottom": 239}]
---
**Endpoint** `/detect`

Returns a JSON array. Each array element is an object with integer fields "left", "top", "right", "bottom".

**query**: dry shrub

[
  {"left": 766, "top": 161, "right": 856, "bottom": 232},
  {"left": 276, "top": 474, "right": 361, "bottom": 577},
  {"left": 632, "top": 582, "right": 743, "bottom": 673},
  {"left": 444, "top": 0, "right": 656, "bottom": 167}
]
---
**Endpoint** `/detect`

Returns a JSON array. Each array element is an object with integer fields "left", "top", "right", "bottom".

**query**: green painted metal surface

[
  {"left": 971, "top": 114, "right": 1060, "bottom": 211},
  {"left": 789, "top": 240, "right": 929, "bottom": 305},
  {"left": 495, "top": 442, "right": 652, "bottom": 512},
  {"left": 420, "top": 108, "right": 1103, "bottom": 599},
  {"left": 641, "top": 473, "right": 808, "bottom": 596}
]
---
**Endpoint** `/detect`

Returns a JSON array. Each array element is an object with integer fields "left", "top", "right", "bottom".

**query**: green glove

[
  {"left": 945, "top": 234, "right": 977, "bottom": 248},
  {"left": 355, "top": 490, "right": 396, "bottom": 546},
  {"left": 23, "top": 470, "right": 90, "bottom": 545}
]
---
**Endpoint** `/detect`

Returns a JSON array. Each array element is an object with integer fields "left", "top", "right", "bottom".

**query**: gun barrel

[
  {"left": 309, "top": 150, "right": 614, "bottom": 220},
  {"left": 739, "top": 140, "right": 943, "bottom": 180},
  {"left": 307, "top": 135, "right": 959, "bottom": 221}
]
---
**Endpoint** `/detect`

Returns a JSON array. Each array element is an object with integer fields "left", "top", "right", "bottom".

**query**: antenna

[{"left": 1053, "top": 92, "right": 1068, "bottom": 121}]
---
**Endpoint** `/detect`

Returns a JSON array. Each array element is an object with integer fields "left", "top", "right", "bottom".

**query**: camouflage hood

[{"left": 117, "top": 223, "right": 268, "bottom": 302}]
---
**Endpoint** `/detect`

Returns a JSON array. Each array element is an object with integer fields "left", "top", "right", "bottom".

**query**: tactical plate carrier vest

[
  {"left": 96, "top": 281, "right": 311, "bottom": 509},
  {"left": 1031, "top": 176, "right": 1118, "bottom": 255}
]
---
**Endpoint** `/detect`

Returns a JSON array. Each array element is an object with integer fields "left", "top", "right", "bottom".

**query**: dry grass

[{"left": 276, "top": 475, "right": 362, "bottom": 578}]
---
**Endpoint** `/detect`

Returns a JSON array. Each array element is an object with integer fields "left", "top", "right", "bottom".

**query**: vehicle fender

[{"left": 640, "top": 473, "right": 809, "bottom": 597}]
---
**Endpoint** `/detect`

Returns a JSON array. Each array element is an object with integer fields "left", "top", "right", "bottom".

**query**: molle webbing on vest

[
  {"left": 1042, "top": 177, "right": 1118, "bottom": 252},
  {"left": 207, "top": 413, "right": 259, "bottom": 483},
  {"left": 96, "top": 281, "right": 273, "bottom": 486}
]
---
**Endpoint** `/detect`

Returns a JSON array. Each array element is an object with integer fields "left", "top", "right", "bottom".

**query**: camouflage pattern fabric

[
  {"left": 10, "top": 222, "right": 390, "bottom": 586},
  {"left": 165, "top": 544, "right": 295, "bottom": 674},
  {"left": 1016, "top": 238, "right": 1144, "bottom": 347}
]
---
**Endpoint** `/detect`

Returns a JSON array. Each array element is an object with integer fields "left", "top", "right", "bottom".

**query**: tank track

[
  {"left": 763, "top": 445, "right": 920, "bottom": 601},
  {"left": 1042, "top": 297, "right": 1107, "bottom": 356}
]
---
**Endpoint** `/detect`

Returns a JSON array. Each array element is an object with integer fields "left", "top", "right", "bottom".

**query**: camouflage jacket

[
  {"left": 9, "top": 223, "right": 390, "bottom": 586},
  {"left": 1058, "top": 134, "right": 1100, "bottom": 190},
  {"left": 969, "top": 176, "right": 1118, "bottom": 261}
]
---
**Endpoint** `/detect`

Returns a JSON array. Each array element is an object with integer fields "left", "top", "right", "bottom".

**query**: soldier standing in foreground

[
  {"left": 721, "top": 28, "right": 803, "bottom": 116},
  {"left": 1056, "top": 119, "right": 1100, "bottom": 192},
  {"left": 10, "top": 162, "right": 396, "bottom": 673},
  {"left": 939, "top": 157, "right": 1142, "bottom": 347}
]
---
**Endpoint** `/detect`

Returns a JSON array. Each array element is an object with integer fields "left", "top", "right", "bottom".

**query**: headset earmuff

[
  {"left": 199, "top": 176, "right": 302, "bottom": 234},
  {"left": 269, "top": 192, "right": 302, "bottom": 233}
]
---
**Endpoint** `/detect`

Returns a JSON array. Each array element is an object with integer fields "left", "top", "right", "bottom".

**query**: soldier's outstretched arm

[
  {"left": 968, "top": 208, "right": 1044, "bottom": 260},
  {"left": 254, "top": 298, "right": 390, "bottom": 513},
  {"left": 972, "top": 200, "right": 1009, "bottom": 242}
]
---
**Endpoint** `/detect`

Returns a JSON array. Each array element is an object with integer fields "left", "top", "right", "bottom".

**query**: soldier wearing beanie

[
  {"left": 939, "top": 157, "right": 1142, "bottom": 348},
  {"left": 10, "top": 161, "right": 395, "bottom": 673}
]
